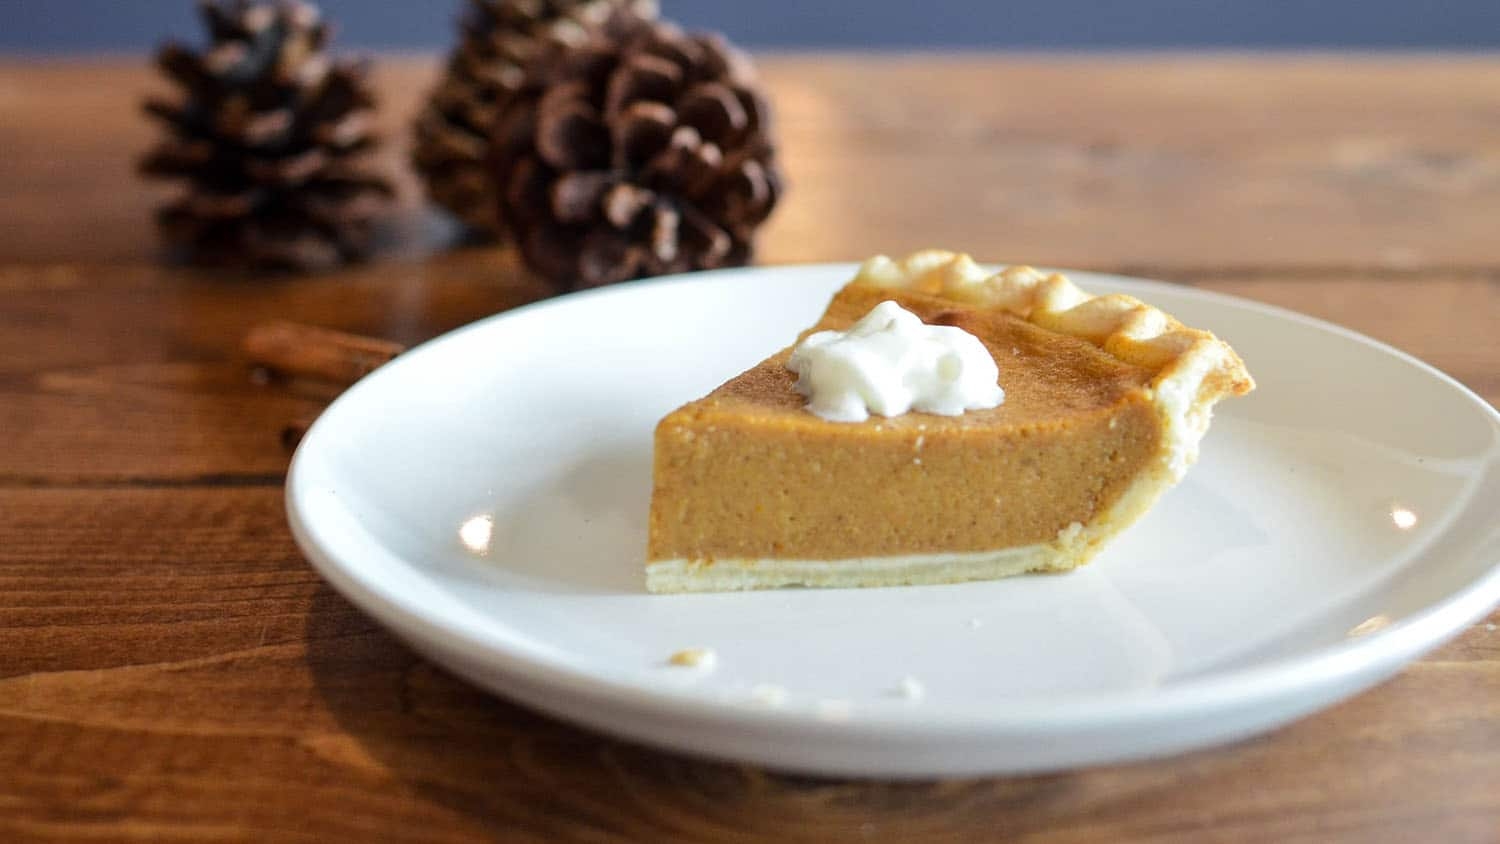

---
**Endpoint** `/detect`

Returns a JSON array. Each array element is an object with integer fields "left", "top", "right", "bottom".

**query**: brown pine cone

[
  {"left": 138, "top": 0, "right": 393, "bottom": 272},
  {"left": 411, "top": 0, "right": 658, "bottom": 236},
  {"left": 492, "top": 18, "right": 784, "bottom": 289}
]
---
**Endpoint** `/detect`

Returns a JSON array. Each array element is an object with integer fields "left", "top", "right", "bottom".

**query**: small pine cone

[
  {"left": 492, "top": 19, "right": 784, "bottom": 289},
  {"left": 411, "top": 0, "right": 658, "bottom": 236},
  {"left": 138, "top": 0, "right": 393, "bottom": 272}
]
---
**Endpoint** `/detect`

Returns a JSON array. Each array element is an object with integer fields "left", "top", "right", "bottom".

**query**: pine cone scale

[
  {"left": 604, "top": 53, "right": 681, "bottom": 117},
  {"left": 601, "top": 182, "right": 651, "bottom": 228},
  {"left": 646, "top": 203, "right": 679, "bottom": 261},
  {"left": 677, "top": 83, "right": 746, "bottom": 145},
  {"left": 502, "top": 156, "right": 553, "bottom": 217},
  {"left": 577, "top": 228, "right": 640, "bottom": 287},
  {"left": 678, "top": 205, "right": 731, "bottom": 265},
  {"left": 184, "top": 191, "right": 258, "bottom": 219},
  {"left": 613, "top": 100, "right": 675, "bottom": 168},
  {"left": 534, "top": 84, "right": 610, "bottom": 170},
  {"left": 551, "top": 170, "right": 616, "bottom": 222},
  {"left": 157, "top": 44, "right": 217, "bottom": 96},
  {"left": 139, "top": 140, "right": 215, "bottom": 176}
]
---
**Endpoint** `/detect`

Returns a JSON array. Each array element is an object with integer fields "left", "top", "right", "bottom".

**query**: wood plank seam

[{"left": 0, "top": 473, "right": 289, "bottom": 489}]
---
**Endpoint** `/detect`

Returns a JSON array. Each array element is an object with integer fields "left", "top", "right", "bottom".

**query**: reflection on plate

[{"left": 288, "top": 264, "right": 1500, "bottom": 777}]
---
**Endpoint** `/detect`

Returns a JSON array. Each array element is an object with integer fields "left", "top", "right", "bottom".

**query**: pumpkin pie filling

[{"left": 646, "top": 251, "right": 1253, "bottom": 592}]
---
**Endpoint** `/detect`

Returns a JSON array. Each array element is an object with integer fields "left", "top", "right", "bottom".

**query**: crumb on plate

[{"left": 667, "top": 647, "right": 717, "bottom": 670}]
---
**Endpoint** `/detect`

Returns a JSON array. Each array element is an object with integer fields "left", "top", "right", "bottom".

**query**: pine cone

[
  {"left": 139, "top": 0, "right": 393, "bottom": 272},
  {"left": 411, "top": 0, "right": 658, "bottom": 236},
  {"left": 493, "top": 19, "right": 783, "bottom": 289}
]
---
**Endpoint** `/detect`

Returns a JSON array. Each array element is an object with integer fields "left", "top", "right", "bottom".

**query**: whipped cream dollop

[{"left": 787, "top": 300, "right": 1005, "bottom": 423}]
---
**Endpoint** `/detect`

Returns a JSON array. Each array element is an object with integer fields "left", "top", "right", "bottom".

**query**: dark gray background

[{"left": 3, "top": 0, "right": 1500, "bottom": 51}]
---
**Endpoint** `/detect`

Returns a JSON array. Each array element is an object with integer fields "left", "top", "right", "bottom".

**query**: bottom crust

[{"left": 646, "top": 539, "right": 1088, "bottom": 593}]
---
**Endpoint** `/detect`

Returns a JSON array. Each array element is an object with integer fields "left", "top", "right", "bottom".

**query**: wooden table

[{"left": 3, "top": 55, "right": 1498, "bottom": 842}]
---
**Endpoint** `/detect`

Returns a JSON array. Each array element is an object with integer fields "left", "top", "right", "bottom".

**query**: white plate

[{"left": 287, "top": 264, "right": 1500, "bottom": 778}]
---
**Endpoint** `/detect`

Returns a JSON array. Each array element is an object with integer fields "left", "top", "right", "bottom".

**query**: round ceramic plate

[{"left": 287, "top": 264, "right": 1500, "bottom": 778}]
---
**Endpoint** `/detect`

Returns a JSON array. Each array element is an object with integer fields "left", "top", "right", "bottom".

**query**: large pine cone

[
  {"left": 493, "top": 19, "right": 783, "bottom": 289},
  {"left": 139, "top": 0, "right": 392, "bottom": 271},
  {"left": 411, "top": 0, "right": 658, "bottom": 236}
]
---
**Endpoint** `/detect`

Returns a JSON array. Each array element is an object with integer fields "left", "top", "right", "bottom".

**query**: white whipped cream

[{"left": 787, "top": 301, "right": 1004, "bottom": 423}]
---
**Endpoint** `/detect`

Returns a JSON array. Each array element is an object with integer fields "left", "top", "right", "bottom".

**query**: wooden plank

[
  {"left": 0, "top": 489, "right": 1496, "bottom": 842},
  {"left": 3, "top": 662, "right": 1495, "bottom": 842},
  {"left": 0, "top": 254, "right": 551, "bottom": 482},
  {"left": 4, "top": 56, "right": 1500, "bottom": 268},
  {"left": 1, "top": 269, "right": 1492, "bottom": 483},
  {"left": 1188, "top": 273, "right": 1500, "bottom": 400},
  {"left": 0, "top": 489, "right": 320, "bottom": 675},
  {"left": 759, "top": 54, "right": 1500, "bottom": 269},
  {"left": 14, "top": 488, "right": 1494, "bottom": 675}
]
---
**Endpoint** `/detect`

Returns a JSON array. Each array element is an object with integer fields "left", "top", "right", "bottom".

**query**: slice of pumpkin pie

[{"left": 646, "top": 250, "right": 1254, "bottom": 593}]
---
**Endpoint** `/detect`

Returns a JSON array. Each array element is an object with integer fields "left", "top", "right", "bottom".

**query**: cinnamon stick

[
  {"left": 242, "top": 321, "right": 405, "bottom": 387},
  {"left": 280, "top": 413, "right": 319, "bottom": 452}
]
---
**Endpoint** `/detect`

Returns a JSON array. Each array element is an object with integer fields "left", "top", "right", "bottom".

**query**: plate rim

[{"left": 286, "top": 262, "right": 1500, "bottom": 736}]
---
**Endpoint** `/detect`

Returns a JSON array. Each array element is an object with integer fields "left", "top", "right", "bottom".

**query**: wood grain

[
  {"left": 3, "top": 265, "right": 1494, "bottom": 483},
  {"left": 5, "top": 55, "right": 1500, "bottom": 268},
  {"left": 1, "top": 491, "right": 1496, "bottom": 844},
  {"left": 1, "top": 55, "right": 1499, "bottom": 842}
]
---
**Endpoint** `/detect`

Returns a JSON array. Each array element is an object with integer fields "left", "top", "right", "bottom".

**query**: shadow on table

[{"left": 302, "top": 585, "right": 1084, "bottom": 840}]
